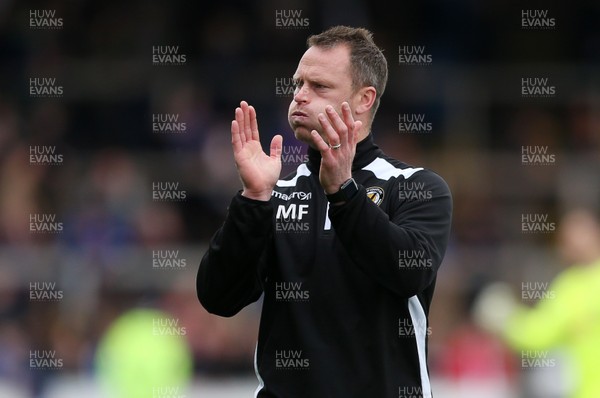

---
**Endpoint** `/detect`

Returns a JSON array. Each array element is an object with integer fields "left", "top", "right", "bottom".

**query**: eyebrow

[{"left": 292, "top": 74, "right": 334, "bottom": 86}]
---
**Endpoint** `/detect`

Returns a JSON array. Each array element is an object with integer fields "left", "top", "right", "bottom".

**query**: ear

[{"left": 353, "top": 86, "right": 377, "bottom": 117}]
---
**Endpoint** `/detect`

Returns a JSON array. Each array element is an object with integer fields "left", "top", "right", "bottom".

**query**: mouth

[{"left": 290, "top": 110, "right": 308, "bottom": 118}]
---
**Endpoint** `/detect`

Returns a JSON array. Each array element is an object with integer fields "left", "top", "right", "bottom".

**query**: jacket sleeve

[
  {"left": 328, "top": 171, "right": 452, "bottom": 297},
  {"left": 197, "top": 192, "right": 272, "bottom": 317}
]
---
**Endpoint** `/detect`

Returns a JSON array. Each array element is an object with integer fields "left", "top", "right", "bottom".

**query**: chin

[
  {"left": 289, "top": 123, "right": 312, "bottom": 143},
  {"left": 293, "top": 129, "right": 312, "bottom": 144}
]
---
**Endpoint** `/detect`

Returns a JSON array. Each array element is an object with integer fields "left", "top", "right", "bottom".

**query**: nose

[{"left": 293, "top": 85, "right": 309, "bottom": 103}]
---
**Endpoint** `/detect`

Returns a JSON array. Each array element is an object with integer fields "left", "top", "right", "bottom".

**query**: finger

[
  {"left": 235, "top": 107, "right": 246, "bottom": 145},
  {"left": 351, "top": 120, "right": 362, "bottom": 147},
  {"left": 240, "top": 101, "right": 253, "bottom": 143},
  {"left": 309, "top": 129, "right": 331, "bottom": 154},
  {"left": 340, "top": 102, "right": 355, "bottom": 146},
  {"left": 325, "top": 104, "right": 349, "bottom": 146},
  {"left": 231, "top": 120, "right": 242, "bottom": 153},
  {"left": 270, "top": 134, "right": 283, "bottom": 161},
  {"left": 249, "top": 105, "right": 260, "bottom": 141},
  {"left": 318, "top": 111, "right": 340, "bottom": 148}
]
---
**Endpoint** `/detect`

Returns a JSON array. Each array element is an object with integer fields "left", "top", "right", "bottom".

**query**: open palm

[{"left": 232, "top": 101, "right": 282, "bottom": 201}]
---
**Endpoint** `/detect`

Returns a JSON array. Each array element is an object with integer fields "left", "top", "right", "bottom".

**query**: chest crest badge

[{"left": 366, "top": 186, "right": 384, "bottom": 206}]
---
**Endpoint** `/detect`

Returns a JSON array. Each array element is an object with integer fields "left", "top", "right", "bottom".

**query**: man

[
  {"left": 197, "top": 26, "right": 452, "bottom": 397},
  {"left": 474, "top": 208, "right": 600, "bottom": 398}
]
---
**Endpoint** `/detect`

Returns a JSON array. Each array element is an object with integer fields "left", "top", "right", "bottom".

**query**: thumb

[{"left": 270, "top": 134, "right": 283, "bottom": 161}]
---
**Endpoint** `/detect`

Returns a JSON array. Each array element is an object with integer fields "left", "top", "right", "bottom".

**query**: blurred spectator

[
  {"left": 474, "top": 208, "right": 600, "bottom": 398},
  {"left": 434, "top": 276, "right": 517, "bottom": 398}
]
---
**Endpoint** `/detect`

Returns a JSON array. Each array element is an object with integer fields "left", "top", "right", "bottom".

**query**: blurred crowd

[{"left": 0, "top": 0, "right": 599, "bottom": 397}]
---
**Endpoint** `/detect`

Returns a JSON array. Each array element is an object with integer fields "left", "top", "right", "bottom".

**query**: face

[
  {"left": 288, "top": 45, "right": 357, "bottom": 144},
  {"left": 558, "top": 210, "right": 600, "bottom": 265}
]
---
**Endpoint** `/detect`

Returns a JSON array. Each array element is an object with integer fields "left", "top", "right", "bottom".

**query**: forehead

[{"left": 294, "top": 45, "right": 351, "bottom": 80}]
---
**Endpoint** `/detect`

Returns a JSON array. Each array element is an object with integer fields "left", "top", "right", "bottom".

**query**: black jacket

[{"left": 197, "top": 134, "right": 452, "bottom": 397}]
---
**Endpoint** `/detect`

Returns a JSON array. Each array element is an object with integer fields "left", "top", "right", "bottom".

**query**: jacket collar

[{"left": 306, "top": 133, "right": 381, "bottom": 174}]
